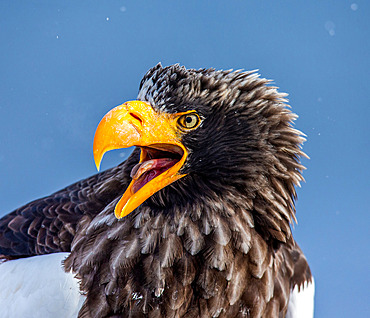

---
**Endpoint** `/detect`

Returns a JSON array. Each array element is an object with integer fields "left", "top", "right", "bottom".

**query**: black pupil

[{"left": 186, "top": 116, "right": 193, "bottom": 123}]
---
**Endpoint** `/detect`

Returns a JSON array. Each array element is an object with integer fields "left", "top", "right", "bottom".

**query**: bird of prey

[{"left": 0, "top": 64, "right": 314, "bottom": 318}]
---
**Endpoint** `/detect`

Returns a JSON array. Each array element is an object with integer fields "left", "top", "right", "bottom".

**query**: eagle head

[{"left": 93, "top": 63, "right": 306, "bottom": 245}]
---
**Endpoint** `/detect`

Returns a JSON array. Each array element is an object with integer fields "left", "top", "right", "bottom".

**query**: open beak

[{"left": 93, "top": 101, "right": 188, "bottom": 219}]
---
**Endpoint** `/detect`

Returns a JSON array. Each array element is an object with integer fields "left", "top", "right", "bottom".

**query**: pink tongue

[{"left": 130, "top": 158, "right": 178, "bottom": 193}]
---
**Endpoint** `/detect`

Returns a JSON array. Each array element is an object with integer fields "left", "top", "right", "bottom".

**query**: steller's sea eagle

[{"left": 0, "top": 64, "right": 314, "bottom": 318}]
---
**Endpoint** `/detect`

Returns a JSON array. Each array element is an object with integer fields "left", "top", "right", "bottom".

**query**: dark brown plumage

[{"left": 0, "top": 64, "right": 312, "bottom": 317}]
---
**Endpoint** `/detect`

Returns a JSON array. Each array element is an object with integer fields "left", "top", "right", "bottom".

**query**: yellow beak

[{"left": 93, "top": 101, "right": 188, "bottom": 219}]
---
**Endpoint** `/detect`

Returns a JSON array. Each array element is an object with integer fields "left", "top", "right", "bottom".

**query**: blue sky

[{"left": 0, "top": 1, "right": 369, "bottom": 316}]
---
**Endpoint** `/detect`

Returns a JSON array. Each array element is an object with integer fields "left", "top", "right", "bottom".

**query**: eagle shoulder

[{"left": 0, "top": 158, "right": 134, "bottom": 258}]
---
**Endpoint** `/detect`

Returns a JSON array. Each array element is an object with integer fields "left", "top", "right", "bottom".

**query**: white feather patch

[
  {"left": 0, "top": 253, "right": 84, "bottom": 318},
  {"left": 137, "top": 77, "right": 154, "bottom": 103},
  {"left": 286, "top": 278, "right": 315, "bottom": 318}
]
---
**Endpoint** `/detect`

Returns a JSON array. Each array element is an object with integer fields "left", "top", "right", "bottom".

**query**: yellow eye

[{"left": 178, "top": 113, "right": 200, "bottom": 129}]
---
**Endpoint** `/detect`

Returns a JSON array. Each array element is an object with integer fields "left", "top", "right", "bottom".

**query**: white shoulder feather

[
  {"left": 0, "top": 253, "right": 84, "bottom": 318},
  {"left": 286, "top": 278, "right": 315, "bottom": 318}
]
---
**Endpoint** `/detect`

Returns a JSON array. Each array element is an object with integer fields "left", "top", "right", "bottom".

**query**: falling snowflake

[
  {"left": 350, "top": 3, "right": 358, "bottom": 11},
  {"left": 324, "top": 21, "right": 335, "bottom": 36}
]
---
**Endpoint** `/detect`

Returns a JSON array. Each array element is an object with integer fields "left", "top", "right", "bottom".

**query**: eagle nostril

[{"left": 129, "top": 112, "right": 143, "bottom": 124}]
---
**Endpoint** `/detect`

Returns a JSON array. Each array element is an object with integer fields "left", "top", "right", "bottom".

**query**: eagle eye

[{"left": 178, "top": 113, "right": 201, "bottom": 130}]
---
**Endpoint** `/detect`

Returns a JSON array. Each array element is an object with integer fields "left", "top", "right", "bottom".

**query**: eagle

[{"left": 0, "top": 64, "right": 314, "bottom": 318}]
